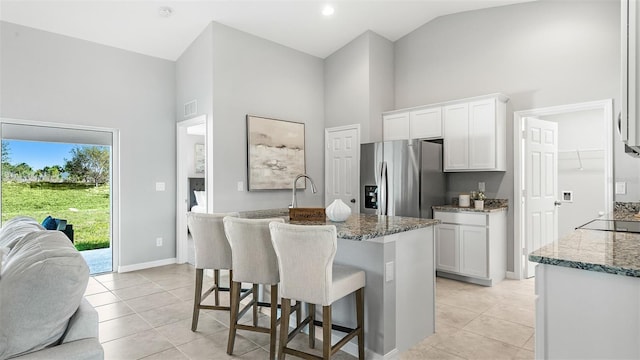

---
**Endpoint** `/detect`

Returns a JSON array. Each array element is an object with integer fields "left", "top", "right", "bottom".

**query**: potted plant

[{"left": 472, "top": 191, "right": 486, "bottom": 210}]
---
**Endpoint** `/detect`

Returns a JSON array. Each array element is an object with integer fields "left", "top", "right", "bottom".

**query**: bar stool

[
  {"left": 223, "top": 216, "right": 301, "bottom": 359},
  {"left": 187, "top": 211, "right": 246, "bottom": 331},
  {"left": 269, "top": 222, "right": 365, "bottom": 360}
]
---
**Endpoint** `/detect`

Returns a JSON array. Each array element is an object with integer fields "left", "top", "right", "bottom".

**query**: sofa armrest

[
  {"left": 61, "top": 298, "right": 99, "bottom": 343},
  {"left": 10, "top": 338, "right": 103, "bottom": 360}
]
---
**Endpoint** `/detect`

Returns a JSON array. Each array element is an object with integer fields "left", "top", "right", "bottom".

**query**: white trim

[
  {"left": 506, "top": 271, "right": 518, "bottom": 280},
  {"left": 176, "top": 115, "right": 208, "bottom": 264},
  {"left": 118, "top": 257, "right": 176, "bottom": 273},
  {"left": 513, "top": 99, "right": 614, "bottom": 280},
  {"left": 324, "top": 124, "right": 361, "bottom": 209},
  {"left": 0, "top": 117, "right": 120, "bottom": 272}
]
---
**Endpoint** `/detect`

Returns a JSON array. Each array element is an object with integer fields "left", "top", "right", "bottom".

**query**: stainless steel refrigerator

[{"left": 360, "top": 139, "right": 446, "bottom": 218}]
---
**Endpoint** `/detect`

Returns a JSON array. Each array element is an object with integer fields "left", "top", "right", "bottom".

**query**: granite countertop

[
  {"left": 529, "top": 229, "right": 640, "bottom": 278},
  {"left": 432, "top": 199, "right": 508, "bottom": 213},
  {"left": 238, "top": 208, "right": 439, "bottom": 241}
]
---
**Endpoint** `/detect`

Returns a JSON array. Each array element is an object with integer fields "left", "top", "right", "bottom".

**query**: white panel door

[
  {"left": 468, "top": 99, "right": 496, "bottom": 169},
  {"left": 435, "top": 224, "right": 459, "bottom": 273},
  {"left": 325, "top": 126, "right": 360, "bottom": 212},
  {"left": 410, "top": 107, "right": 442, "bottom": 139},
  {"left": 460, "top": 225, "right": 488, "bottom": 278},
  {"left": 525, "top": 117, "right": 558, "bottom": 278},
  {"left": 443, "top": 103, "right": 469, "bottom": 170}
]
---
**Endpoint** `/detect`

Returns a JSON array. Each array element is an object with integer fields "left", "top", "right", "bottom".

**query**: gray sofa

[{"left": 0, "top": 217, "right": 103, "bottom": 360}]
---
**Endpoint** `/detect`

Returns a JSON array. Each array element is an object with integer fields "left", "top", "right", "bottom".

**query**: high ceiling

[{"left": 0, "top": 1, "right": 536, "bottom": 60}]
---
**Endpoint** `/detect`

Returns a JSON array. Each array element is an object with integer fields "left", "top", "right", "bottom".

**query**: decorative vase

[
  {"left": 474, "top": 200, "right": 484, "bottom": 210},
  {"left": 326, "top": 199, "right": 351, "bottom": 222}
]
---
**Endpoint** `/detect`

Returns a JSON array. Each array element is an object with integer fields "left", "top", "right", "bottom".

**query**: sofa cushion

[
  {"left": 0, "top": 217, "right": 44, "bottom": 250},
  {"left": 0, "top": 230, "right": 89, "bottom": 359}
]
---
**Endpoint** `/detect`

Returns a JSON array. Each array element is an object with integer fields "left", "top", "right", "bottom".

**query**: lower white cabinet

[{"left": 434, "top": 210, "right": 506, "bottom": 286}]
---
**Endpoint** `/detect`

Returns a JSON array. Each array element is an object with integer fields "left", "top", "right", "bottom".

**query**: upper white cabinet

[
  {"left": 443, "top": 95, "right": 507, "bottom": 172},
  {"left": 383, "top": 112, "right": 410, "bottom": 141},
  {"left": 410, "top": 107, "right": 442, "bottom": 139},
  {"left": 621, "top": 0, "right": 640, "bottom": 150},
  {"left": 383, "top": 106, "right": 442, "bottom": 141}
]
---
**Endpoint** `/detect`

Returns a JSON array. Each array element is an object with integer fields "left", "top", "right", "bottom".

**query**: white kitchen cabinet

[
  {"left": 410, "top": 107, "right": 442, "bottom": 139},
  {"left": 383, "top": 113, "right": 410, "bottom": 141},
  {"left": 433, "top": 210, "right": 506, "bottom": 286},
  {"left": 443, "top": 95, "right": 507, "bottom": 172},
  {"left": 621, "top": 0, "right": 640, "bottom": 151}
]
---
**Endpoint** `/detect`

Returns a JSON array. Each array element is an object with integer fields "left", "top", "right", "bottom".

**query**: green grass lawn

[{"left": 2, "top": 182, "right": 110, "bottom": 251}]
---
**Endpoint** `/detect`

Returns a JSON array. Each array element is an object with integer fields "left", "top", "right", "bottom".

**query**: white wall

[
  {"left": 324, "top": 31, "right": 394, "bottom": 144},
  {"left": 0, "top": 21, "right": 177, "bottom": 267},
  {"left": 394, "top": 0, "right": 629, "bottom": 272},
  {"left": 541, "top": 110, "right": 606, "bottom": 238},
  {"left": 181, "top": 22, "right": 325, "bottom": 212}
]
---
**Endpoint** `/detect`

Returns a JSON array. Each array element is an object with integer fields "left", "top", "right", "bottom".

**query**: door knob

[
  {"left": 350, "top": 198, "right": 356, "bottom": 203},
  {"left": 554, "top": 201, "right": 562, "bottom": 206}
]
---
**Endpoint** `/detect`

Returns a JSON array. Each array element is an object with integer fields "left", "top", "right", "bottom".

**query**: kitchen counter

[
  {"left": 432, "top": 198, "right": 508, "bottom": 213},
  {"left": 239, "top": 208, "right": 440, "bottom": 241}
]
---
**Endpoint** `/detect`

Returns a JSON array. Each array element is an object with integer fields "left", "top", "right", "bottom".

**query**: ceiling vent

[{"left": 184, "top": 100, "right": 197, "bottom": 118}]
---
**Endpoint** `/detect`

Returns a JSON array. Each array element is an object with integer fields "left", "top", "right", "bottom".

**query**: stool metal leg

[
  {"left": 323, "top": 305, "right": 332, "bottom": 359},
  {"left": 191, "top": 268, "right": 204, "bottom": 331},
  {"left": 279, "top": 298, "right": 291, "bottom": 360},
  {"left": 356, "top": 288, "right": 365, "bottom": 360},
  {"left": 308, "top": 303, "right": 316, "bottom": 348}
]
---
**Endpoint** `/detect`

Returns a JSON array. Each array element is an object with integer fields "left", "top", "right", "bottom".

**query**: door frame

[
  {"left": 324, "top": 124, "right": 360, "bottom": 208},
  {"left": 0, "top": 117, "right": 120, "bottom": 271},
  {"left": 176, "top": 114, "right": 210, "bottom": 264},
  {"left": 513, "top": 99, "right": 613, "bottom": 280}
]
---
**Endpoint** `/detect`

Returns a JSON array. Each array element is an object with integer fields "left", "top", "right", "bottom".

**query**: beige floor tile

[
  {"left": 203, "top": 323, "right": 261, "bottom": 356},
  {"left": 99, "top": 313, "right": 152, "bottom": 343},
  {"left": 463, "top": 315, "right": 534, "bottom": 347},
  {"left": 100, "top": 275, "right": 151, "bottom": 291},
  {"left": 169, "top": 285, "right": 196, "bottom": 301},
  {"left": 156, "top": 317, "right": 226, "bottom": 346},
  {"left": 523, "top": 334, "right": 535, "bottom": 351},
  {"left": 93, "top": 271, "right": 144, "bottom": 283},
  {"left": 434, "top": 330, "right": 520, "bottom": 360},
  {"left": 483, "top": 303, "right": 535, "bottom": 328},
  {"left": 154, "top": 275, "right": 194, "bottom": 290},
  {"left": 438, "top": 288, "right": 501, "bottom": 313},
  {"left": 515, "top": 348, "right": 535, "bottom": 360},
  {"left": 413, "top": 322, "right": 460, "bottom": 348},
  {"left": 112, "top": 282, "right": 165, "bottom": 300},
  {"left": 401, "top": 345, "right": 464, "bottom": 360},
  {"left": 101, "top": 329, "right": 173, "bottom": 359},
  {"left": 141, "top": 347, "right": 189, "bottom": 360},
  {"left": 178, "top": 336, "right": 258, "bottom": 360},
  {"left": 85, "top": 291, "right": 120, "bottom": 307},
  {"left": 125, "top": 291, "right": 182, "bottom": 312},
  {"left": 436, "top": 303, "right": 479, "bottom": 329},
  {"left": 84, "top": 280, "right": 109, "bottom": 296},
  {"left": 95, "top": 301, "right": 134, "bottom": 322},
  {"left": 138, "top": 300, "right": 193, "bottom": 327}
]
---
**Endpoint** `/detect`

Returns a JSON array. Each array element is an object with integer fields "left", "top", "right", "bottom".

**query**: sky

[{"left": 3, "top": 140, "right": 78, "bottom": 170}]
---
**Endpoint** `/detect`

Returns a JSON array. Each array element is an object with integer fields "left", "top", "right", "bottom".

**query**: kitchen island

[
  {"left": 529, "top": 224, "right": 640, "bottom": 359},
  {"left": 239, "top": 209, "right": 439, "bottom": 359}
]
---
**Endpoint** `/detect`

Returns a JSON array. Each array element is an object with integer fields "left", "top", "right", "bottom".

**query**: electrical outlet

[
  {"left": 155, "top": 182, "right": 165, "bottom": 191},
  {"left": 156, "top": 237, "right": 163, "bottom": 247},
  {"left": 478, "top": 182, "right": 485, "bottom": 192},
  {"left": 616, "top": 182, "right": 626, "bottom": 195}
]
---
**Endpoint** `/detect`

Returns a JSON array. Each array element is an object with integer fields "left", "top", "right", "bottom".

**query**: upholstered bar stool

[
  {"left": 223, "top": 216, "right": 302, "bottom": 359},
  {"left": 269, "top": 222, "right": 365, "bottom": 360},
  {"left": 187, "top": 211, "right": 246, "bottom": 332}
]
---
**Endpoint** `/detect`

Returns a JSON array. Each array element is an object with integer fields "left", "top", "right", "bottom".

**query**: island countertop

[
  {"left": 529, "top": 229, "right": 640, "bottom": 278},
  {"left": 238, "top": 208, "right": 439, "bottom": 241}
]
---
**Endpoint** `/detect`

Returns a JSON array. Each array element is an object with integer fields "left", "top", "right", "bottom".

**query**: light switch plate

[
  {"left": 237, "top": 181, "right": 244, "bottom": 191},
  {"left": 155, "top": 182, "right": 165, "bottom": 191},
  {"left": 385, "top": 261, "right": 394, "bottom": 282},
  {"left": 615, "top": 182, "right": 626, "bottom": 195}
]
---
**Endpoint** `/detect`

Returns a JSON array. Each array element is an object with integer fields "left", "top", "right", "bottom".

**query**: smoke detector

[{"left": 158, "top": 6, "right": 174, "bottom": 18}]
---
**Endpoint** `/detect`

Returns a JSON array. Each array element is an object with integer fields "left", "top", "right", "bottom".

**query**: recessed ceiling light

[
  {"left": 322, "top": 5, "right": 335, "bottom": 16},
  {"left": 158, "top": 6, "right": 174, "bottom": 18}
]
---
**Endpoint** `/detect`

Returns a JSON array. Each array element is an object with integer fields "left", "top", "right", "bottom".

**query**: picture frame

[
  {"left": 194, "top": 143, "right": 205, "bottom": 173},
  {"left": 246, "top": 115, "right": 305, "bottom": 191}
]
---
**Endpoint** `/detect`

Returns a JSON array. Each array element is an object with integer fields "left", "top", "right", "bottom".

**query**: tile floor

[{"left": 88, "top": 264, "right": 535, "bottom": 359}]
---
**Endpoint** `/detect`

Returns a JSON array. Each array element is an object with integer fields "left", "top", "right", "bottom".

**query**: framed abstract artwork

[
  {"left": 194, "top": 143, "right": 205, "bottom": 173},
  {"left": 246, "top": 115, "right": 305, "bottom": 191}
]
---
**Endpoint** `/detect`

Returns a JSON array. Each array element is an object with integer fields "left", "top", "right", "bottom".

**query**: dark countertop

[
  {"left": 238, "top": 208, "right": 439, "bottom": 241},
  {"left": 432, "top": 204, "right": 508, "bottom": 214}
]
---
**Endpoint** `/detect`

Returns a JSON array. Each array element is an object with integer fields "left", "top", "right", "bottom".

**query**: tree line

[{"left": 1, "top": 143, "right": 110, "bottom": 186}]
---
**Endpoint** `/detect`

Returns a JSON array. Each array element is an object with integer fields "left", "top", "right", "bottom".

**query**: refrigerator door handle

[{"left": 379, "top": 161, "right": 388, "bottom": 215}]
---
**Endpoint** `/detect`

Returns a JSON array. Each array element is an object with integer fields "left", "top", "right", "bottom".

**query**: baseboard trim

[
  {"left": 506, "top": 271, "right": 519, "bottom": 280},
  {"left": 117, "top": 258, "right": 176, "bottom": 273}
]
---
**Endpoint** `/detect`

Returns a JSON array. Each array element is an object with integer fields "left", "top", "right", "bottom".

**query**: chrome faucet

[{"left": 290, "top": 174, "right": 317, "bottom": 208}]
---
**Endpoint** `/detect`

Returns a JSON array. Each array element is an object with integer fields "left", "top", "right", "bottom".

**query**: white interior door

[
  {"left": 524, "top": 117, "right": 558, "bottom": 278},
  {"left": 325, "top": 125, "right": 360, "bottom": 212}
]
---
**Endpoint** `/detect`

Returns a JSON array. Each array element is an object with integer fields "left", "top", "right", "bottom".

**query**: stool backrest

[
  {"left": 268, "top": 222, "right": 337, "bottom": 305},
  {"left": 223, "top": 216, "right": 285, "bottom": 285},
  {"left": 186, "top": 212, "right": 238, "bottom": 270}
]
